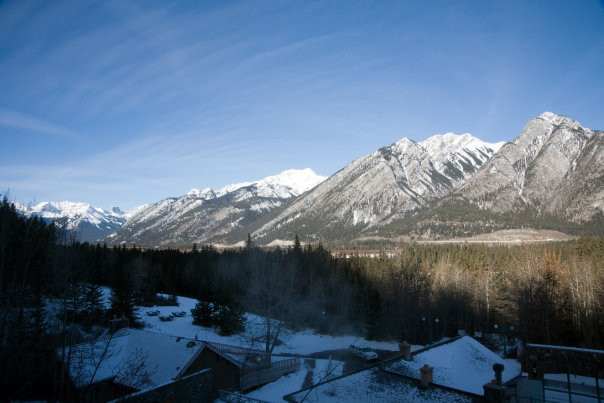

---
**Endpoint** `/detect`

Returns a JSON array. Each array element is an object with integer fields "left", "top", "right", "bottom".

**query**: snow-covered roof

[
  {"left": 386, "top": 336, "right": 521, "bottom": 395},
  {"left": 286, "top": 366, "right": 471, "bottom": 402},
  {"left": 63, "top": 328, "right": 204, "bottom": 389}
]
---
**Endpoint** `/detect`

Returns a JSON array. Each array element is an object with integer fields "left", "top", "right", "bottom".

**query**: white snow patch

[{"left": 188, "top": 168, "right": 327, "bottom": 201}]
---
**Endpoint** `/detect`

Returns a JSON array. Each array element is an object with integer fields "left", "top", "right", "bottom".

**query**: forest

[{"left": 0, "top": 196, "right": 603, "bottom": 399}]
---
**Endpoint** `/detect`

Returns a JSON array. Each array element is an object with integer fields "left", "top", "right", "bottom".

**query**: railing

[
  {"left": 209, "top": 341, "right": 264, "bottom": 357},
  {"left": 218, "top": 389, "right": 270, "bottom": 403},
  {"left": 240, "top": 358, "right": 301, "bottom": 391}
]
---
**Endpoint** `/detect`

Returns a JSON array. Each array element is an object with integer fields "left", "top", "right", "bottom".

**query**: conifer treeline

[{"left": 1, "top": 197, "right": 602, "bottom": 399}]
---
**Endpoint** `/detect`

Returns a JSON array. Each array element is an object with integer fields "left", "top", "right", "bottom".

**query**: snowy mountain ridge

[
  {"left": 187, "top": 168, "right": 326, "bottom": 200},
  {"left": 419, "top": 133, "right": 505, "bottom": 175},
  {"left": 19, "top": 112, "right": 601, "bottom": 246},
  {"left": 16, "top": 201, "right": 132, "bottom": 242},
  {"left": 107, "top": 168, "right": 326, "bottom": 246},
  {"left": 252, "top": 132, "right": 503, "bottom": 242}
]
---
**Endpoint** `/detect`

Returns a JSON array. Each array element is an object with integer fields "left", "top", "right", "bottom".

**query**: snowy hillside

[{"left": 107, "top": 168, "right": 326, "bottom": 246}]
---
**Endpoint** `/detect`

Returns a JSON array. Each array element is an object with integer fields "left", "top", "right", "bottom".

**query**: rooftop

[{"left": 385, "top": 336, "right": 521, "bottom": 395}]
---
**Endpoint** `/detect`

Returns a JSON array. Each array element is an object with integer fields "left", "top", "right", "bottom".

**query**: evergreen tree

[
  {"left": 83, "top": 283, "right": 105, "bottom": 323},
  {"left": 110, "top": 270, "right": 138, "bottom": 326},
  {"left": 191, "top": 300, "right": 219, "bottom": 327}
]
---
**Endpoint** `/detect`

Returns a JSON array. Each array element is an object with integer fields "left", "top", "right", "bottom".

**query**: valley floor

[{"left": 414, "top": 228, "right": 575, "bottom": 244}]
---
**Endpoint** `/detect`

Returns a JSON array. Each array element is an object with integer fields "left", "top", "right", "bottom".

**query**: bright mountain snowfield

[
  {"left": 15, "top": 201, "right": 131, "bottom": 242},
  {"left": 106, "top": 168, "right": 326, "bottom": 246}
]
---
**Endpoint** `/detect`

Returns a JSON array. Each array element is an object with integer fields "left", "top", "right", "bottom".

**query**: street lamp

[
  {"left": 493, "top": 324, "right": 503, "bottom": 354},
  {"left": 421, "top": 317, "right": 427, "bottom": 345},
  {"left": 503, "top": 325, "right": 515, "bottom": 355},
  {"left": 434, "top": 318, "right": 439, "bottom": 342}
]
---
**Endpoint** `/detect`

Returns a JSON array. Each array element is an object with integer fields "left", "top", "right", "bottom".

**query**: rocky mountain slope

[
  {"left": 399, "top": 112, "right": 603, "bottom": 239},
  {"left": 253, "top": 133, "right": 504, "bottom": 243},
  {"left": 16, "top": 201, "right": 130, "bottom": 242},
  {"left": 106, "top": 169, "right": 326, "bottom": 246}
]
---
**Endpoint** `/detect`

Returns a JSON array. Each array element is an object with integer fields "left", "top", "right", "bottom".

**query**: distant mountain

[
  {"left": 16, "top": 201, "right": 130, "bottom": 242},
  {"left": 400, "top": 112, "right": 604, "bottom": 239},
  {"left": 30, "top": 112, "right": 601, "bottom": 247},
  {"left": 253, "top": 133, "right": 504, "bottom": 243},
  {"left": 106, "top": 168, "right": 326, "bottom": 246}
]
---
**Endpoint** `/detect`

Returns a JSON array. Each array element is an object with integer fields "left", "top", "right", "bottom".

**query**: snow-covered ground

[
  {"left": 135, "top": 293, "right": 400, "bottom": 356},
  {"left": 89, "top": 290, "right": 525, "bottom": 402}
]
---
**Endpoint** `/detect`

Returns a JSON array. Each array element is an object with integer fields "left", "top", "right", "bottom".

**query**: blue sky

[{"left": 1, "top": 0, "right": 603, "bottom": 210}]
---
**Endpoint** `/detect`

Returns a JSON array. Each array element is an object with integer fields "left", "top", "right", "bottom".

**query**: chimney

[
  {"left": 420, "top": 364, "right": 433, "bottom": 388},
  {"left": 483, "top": 364, "right": 506, "bottom": 402},
  {"left": 399, "top": 341, "right": 412, "bottom": 361},
  {"left": 493, "top": 363, "right": 504, "bottom": 385}
]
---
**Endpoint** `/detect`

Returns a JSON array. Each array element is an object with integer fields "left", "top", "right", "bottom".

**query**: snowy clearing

[{"left": 135, "top": 293, "right": 400, "bottom": 356}]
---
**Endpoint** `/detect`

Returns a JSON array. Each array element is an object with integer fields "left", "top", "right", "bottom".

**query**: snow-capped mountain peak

[
  {"left": 187, "top": 168, "right": 326, "bottom": 200},
  {"left": 186, "top": 187, "right": 216, "bottom": 200},
  {"left": 420, "top": 132, "right": 505, "bottom": 160},
  {"left": 108, "top": 168, "right": 327, "bottom": 246},
  {"left": 537, "top": 111, "right": 592, "bottom": 135},
  {"left": 16, "top": 201, "right": 131, "bottom": 242},
  {"left": 251, "top": 168, "right": 327, "bottom": 197}
]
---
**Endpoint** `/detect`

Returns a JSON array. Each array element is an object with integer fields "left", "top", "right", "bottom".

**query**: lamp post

[
  {"left": 434, "top": 318, "right": 440, "bottom": 342},
  {"left": 503, "top": 325, "right": 515, "bottom": 355},
  {"left": 422, "top": 316, "right": 427, "bottom": 345}
]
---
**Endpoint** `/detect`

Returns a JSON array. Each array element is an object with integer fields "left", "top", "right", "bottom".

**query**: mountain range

[
  {"left": 15, "top": 201, "right": 136, "bottom": 242},
  {"left": 252, "top": 133, "right": 504, "bottom": 243},
  {"left": 105, "top": 168, "right": 326, "bottom": 246},
  {"left": 17, "top": 112, "right": 603, "bottom": 246}
]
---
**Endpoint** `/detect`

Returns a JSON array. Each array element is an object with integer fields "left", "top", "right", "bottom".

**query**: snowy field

[{"left": 134, "top": 293, "right": 400, "bottom": 356}]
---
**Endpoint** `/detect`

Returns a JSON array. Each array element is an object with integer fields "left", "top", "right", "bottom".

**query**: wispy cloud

[
  {"left": 0, "top": 127, "right": 266, "bottom": 209},
  {"left": 0, "top": 108, "right": 83, "bottom": 141}
]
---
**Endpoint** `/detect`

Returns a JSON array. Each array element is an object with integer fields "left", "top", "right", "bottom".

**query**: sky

[{"left": 1, "top": 0, "right": 603, "bottom": 210}]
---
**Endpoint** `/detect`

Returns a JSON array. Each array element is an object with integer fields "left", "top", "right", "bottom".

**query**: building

[{"left": 59, "top": 328, "right": 299, "bottom": 402}]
